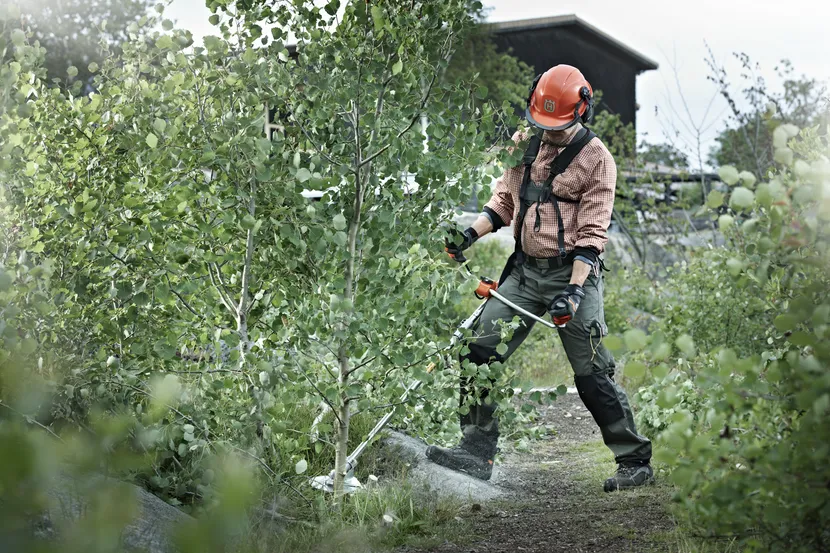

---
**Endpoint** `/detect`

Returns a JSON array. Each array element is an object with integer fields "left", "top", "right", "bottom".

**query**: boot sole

[
  {"left": 603, "top": 476, "right": 655, "bottom": 493},
  {"left": 425, "top": 446, "right": 493, "bottom": 481}
]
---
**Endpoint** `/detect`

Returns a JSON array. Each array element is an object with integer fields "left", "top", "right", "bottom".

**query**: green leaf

[
  {"left": 650, "top": 342, "right": 671, "bottom": 362},
  {"left": 603, "top": 334, "right": 624, "bottom": 352},
  {"left": 738, "top": 170, "right": 756, "bottom": 188},
  {"left": 295, "top": 459, "right": 308, "bottom": 474},
  {"left": 67, "top": 66, "right": 78, "bottom": 78},
  {"left": 11, "top": 29, "right": 25, "bottom": 46},
  {"left": 675, "top": 334, "right": 696, "bottom": 357},
  {"left": 729, "top": 187, "right": 754, "bottom": 211},
  {"left": 623, "top": 329, "right": 647, "bottom": 352},
  {"left": 773, "top": 314, "right": 797, "bottom": 332},
  {"left": 370, "top": 5, "right": 384, "bottom": 31},
  {"left": 726, "top": 258, "right": 744, "bottom": 276},
  {"left": 774, "top": 147, "right": 793, "bottom": 166},
  {"left": 209, "top": 14, "right": 219, "bottom": 25},
  {"left": 625, "top": 361, "right": 646, "bottom": 379},
  {"left": 155, "top": 35, "right": 174, "bottom": 49},
  {"left": 788, "top": 331, "right": 815, "bottom": 347},
  {"left": 392, "top": 60, "right": 402, "bottom": 76},
  {"left": 88, "top": 62, "right": 99, "bottom": 73},
  {"left": 706, "top": 190, "right": 724, "bottom": 209},
  {"left": 555, "top": 384, "right": 568, "bottom": 396},
  {"left": 153, "top": 339, "right": 177, "bottom": 359},
  {"left": 295, "top": 168, "right": 312, "bottom": 183},
  {"left": 332, "top": 231, "right": 347, "bottom": 246},
  {"left": 475, "top": 86, "right": 489, "bottom": 100},
  {"left": 333, "top": 214, "right": 347, "bottom": 231},
  {"left": 718, "top": 165, "right": 739, "bottom": 185},
  {"left": 0, "top": 271, "right": 12, "bottom": 292},
  {"left": 153, "top": 118, "right": 167, "bottom": 134},
  {"left": 324, "top": 0, "right": 340, "bottom": 15},
  {"left": 20, "top": 337, "right": 37, "bottom": 355},
  {"left": 718, "top": 214, "right": 734, "bottom": 230},
  {"left": 146, "top": 133, "right": 158, "bottom": 148},
  {"left": 241, "top": 214, "right": 256, "bottom": 230},
  {"left": 496, "top": 343, "right": 508, "bottom": 356}
]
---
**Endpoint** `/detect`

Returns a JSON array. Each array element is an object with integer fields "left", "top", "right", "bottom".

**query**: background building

[{"left": 489, "top": 14, "right": 658, "bottom": 129}]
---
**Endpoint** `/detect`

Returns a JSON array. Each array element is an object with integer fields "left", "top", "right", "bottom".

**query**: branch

[
  {"left": 207, "top": 262, "right": 236, "bottom": 315},
  {"left": 289, "top": 355, "right": 342, "bottom": 425},
  {"left": 164, "top": 273, "right": 204, "bottom": 321},
  {"left": 342, "top": 355, "right": 378, "bottom": 379},
  {"left": 357, "top": 72, "right": 437, "bottom": 169},
  {"left": 238, "top": 178, "right": 256, "bottom": 320},
  {"left": 0, "top": 401, "right": 65, "bottom": 443}
]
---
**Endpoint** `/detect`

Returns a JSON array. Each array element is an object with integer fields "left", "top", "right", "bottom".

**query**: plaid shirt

[{"left": 485, "top": 125, "right": 617, "bottom": 258}]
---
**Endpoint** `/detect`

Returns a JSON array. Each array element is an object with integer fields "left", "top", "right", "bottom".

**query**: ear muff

[
  {"left": 527, "top": 73, "right": 542, "bottom": 108},
  {"left": 579, "top": 85, "right": 594, "bottom": 124}
]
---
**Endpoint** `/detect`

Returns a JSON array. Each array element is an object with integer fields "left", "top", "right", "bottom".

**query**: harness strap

[
  {"left": 512, "top": 128, "right": 597, "bottom": 286},
  {"left": 514, "top": 135, "right": 542, "bottom": 287},
  {"left": 552, "top": 195, "right": 567, "bottom": 258}
]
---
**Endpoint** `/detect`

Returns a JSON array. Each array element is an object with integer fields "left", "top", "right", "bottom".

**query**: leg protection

[{"left": 574, "top": 372, "right": 626, "bottom": 427}]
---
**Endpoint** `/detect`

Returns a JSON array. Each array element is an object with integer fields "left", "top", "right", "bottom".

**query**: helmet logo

[{"left": 543, "top": 99, "right": 556, "bottom": 113}]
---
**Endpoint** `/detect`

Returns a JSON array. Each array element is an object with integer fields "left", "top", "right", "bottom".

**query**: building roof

[{"left": 487, "top": 15, "right": 658, "bottom": 72}]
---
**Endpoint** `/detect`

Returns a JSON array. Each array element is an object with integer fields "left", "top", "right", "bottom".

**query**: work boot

[
  {"left": 425, "top": 443, "right": 494, "bottom": 481},
  {"left": 603, "top": 463, "right": 654, "bottom": 492},
  {"left": 425, "top": 425, "right": 497, "bottom": 481}
]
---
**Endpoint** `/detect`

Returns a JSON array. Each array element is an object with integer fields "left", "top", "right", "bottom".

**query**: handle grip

[
  {"left": 445, "top": 247, "right": 467, "bottom": 264},
  {"left": 551, "top": 298, "right": 572, "bottom": 327}
]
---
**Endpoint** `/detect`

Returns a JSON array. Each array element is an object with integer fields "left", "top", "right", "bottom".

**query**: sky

[{"left": 166, "top": 0, "right": 830, "bottom": 166}]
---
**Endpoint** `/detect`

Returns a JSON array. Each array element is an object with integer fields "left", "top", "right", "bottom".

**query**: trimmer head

[{"left": 309, "top": 470, "right": 363, "bottom": 494}]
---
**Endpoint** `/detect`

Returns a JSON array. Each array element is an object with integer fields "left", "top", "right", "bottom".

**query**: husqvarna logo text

[{"left": 543, "top": 99, "right": 556, "bottom": 113}]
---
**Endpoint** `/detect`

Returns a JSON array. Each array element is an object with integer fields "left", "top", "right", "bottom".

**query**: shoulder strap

[
  {"left": 523, "top": 134, "right": 542, "bottom": 164},
  {"left": 512, "top": 133, "right": 542, "bottom": 288},
  {"left": 544, "top": 128, "right": 595, "bottom": 185}
]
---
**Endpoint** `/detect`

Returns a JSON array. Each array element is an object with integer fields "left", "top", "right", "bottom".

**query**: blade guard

[{"left": 475, "top": 277, "right": 498, "bottom": 300}]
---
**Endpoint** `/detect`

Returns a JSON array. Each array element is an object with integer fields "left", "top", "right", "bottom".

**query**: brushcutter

[{"left": 309, "top": 258, "right": 554, "bottom": 494}]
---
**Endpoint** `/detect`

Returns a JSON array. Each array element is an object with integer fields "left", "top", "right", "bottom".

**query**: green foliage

[
  {"left": 626, "top": 126, "right": 830, "bottom": 550},
  {"left": 638, "top": 141, "right": 689, "bottom": 170},
  {"left": 653, "top": 251, "right": 773, "bottom": 357},
  {"left": 591, "top": 92, "right": 637, "bottom": 169},
  {"left": 444, "top": 10, "right": 533, "bottom": 127},
  {"left": 1, "top": 0, "right": 514, "bottom": 540}
]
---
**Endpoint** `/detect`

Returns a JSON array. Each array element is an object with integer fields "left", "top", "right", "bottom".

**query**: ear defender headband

[
  {"left": 575, "top": 86, "right": 594, "bottom": 124},
  {"left": 527, "top": 73, "right": 542, "bottom": 107}
]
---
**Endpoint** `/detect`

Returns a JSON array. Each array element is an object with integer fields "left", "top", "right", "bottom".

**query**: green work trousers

[{"left": 460, "top": 261, "right": 652, "bottom": 466}]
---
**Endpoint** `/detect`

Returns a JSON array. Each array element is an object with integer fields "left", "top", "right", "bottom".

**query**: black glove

[
  {"left": 444, "top": 227, "right": 477, "bottom": 263},
  {"left": 549, "top": 284, "right": 586, "bottom": 327}
]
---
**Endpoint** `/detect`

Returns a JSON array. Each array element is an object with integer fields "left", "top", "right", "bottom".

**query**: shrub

[{"left": 623, "top": 126, "right": 830, "bottom": 551}]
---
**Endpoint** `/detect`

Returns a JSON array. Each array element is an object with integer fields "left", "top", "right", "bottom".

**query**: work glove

[
  {"left": 444, "top": 227, "right": 477, "bottom": 263},
  {"left": 548, "top": 284, "right": 586, "bottom": 327}
]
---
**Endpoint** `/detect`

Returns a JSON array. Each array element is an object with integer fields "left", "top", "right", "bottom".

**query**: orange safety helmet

[{"left": 526, "top": 65, "right": 594, "bottom": 131}]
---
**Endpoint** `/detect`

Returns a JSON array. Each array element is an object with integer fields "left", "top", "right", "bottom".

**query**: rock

[
  {"left": 381, "top": 430, "right": 504, "bottom": 501},
  {"left": 39, "top": 470, "right": 193, "bottom": 553}
]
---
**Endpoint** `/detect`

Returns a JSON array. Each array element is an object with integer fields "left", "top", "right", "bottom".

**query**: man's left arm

[{"left": 570, "top": 154, "right": 617, "bottom": 286}]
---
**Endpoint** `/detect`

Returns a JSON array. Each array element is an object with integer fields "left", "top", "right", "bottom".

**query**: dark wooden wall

[{"left": 491, "top": 25, "right": 643, "bottom": 128}]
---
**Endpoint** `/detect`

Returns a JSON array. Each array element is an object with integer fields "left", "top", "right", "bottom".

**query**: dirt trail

[{"left": 399, "top": 393, "right": 676, "bottom": 553}]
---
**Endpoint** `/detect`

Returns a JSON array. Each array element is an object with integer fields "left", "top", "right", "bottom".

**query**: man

[{"left": 426, "top": 65, "right": 653, "bottom": 492}]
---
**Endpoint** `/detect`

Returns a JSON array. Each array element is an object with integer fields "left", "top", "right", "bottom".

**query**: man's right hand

[{"left": 444, "top": 227, "right": 478, "bottom": 262}]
